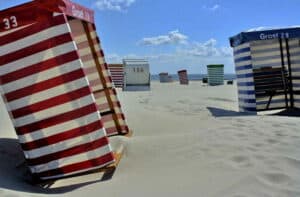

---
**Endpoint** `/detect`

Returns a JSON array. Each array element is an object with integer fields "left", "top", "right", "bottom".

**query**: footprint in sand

[
  {"left": 282, "top": 156, "right": 300, "bottom": 171},
  {"left": 266, "top": 138, "right": 279, "bottom": 144},
  {"left": 229, "top": 155, "right": 253, "bottom": 168},
  {"left": 258, "top": 172, "right": 292, "bottom": 185}
]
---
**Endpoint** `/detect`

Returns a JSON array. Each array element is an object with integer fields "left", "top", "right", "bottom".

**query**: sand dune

[{"left": 0, "top": 81, "right": 300, "bottom": 196}]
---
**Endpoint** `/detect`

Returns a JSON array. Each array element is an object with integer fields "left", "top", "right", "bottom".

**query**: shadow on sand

[
  {"left": 0, "top": 138, "right": 111, "bottom": 195},
  {"left": 207, "top": 107, "right": 300, "bottom": 118},
  {"left": 270, "top": 108, "right": 300, "bottom": 117},
  {"left": 207, "top": 107, "right": 255, "bottom": 117}
]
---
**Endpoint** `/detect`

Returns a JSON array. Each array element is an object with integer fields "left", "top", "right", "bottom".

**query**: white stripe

[
  {"left": 2, "top": 59, "right": 82, "bottom": 93},
  {"left": 236, "top": 77, "right": 253, "bottom": 83},
  {"left": 30, "top": 144, "right": 112, "bottom": 173},
  {"left": 252, "top": 57, "right": 282, "bottom": 66},
  {"left": 238, "top": 93, "right": 256, "bottom": 100},
  {"left": 91, "top": 84, "right": 104, "bottom": 92},
  {"left": 237, "top": 84, "right": 255, "bottom": 91},
  {"left": 103, "top": 118, "right": 115, "bottom": 128},
  {"left": 24, "top": 128, "right": 106, "bottom": 159},
  {"left": 0, "top": 42, "right": 77, "bottom": 76},
  {"left": 234, "top": 51, "right": 251, "bottom": 59},
  {"left": 78, "top": 47, "right": 92, "bottom": 56},
  {"left": 86, "top": 71, "right": 100, "bottom": 81},
  {"left": 83, "top": 59, "right": 96, "bottom": 69},
  {"left": 236, "top": 69, "right": 253, "bottom": 75},
  {"left": 14, "top": 95, "right": 95, "bottom": 127},
  {"left": 0, "top": 23, "right": 70, "bottom": 56},
  {"left": 8, "top": 78, "right": 88, "bottom": 111},
  {"left": 250, "top": 43, "right": 279, "bottom": 51},
  {"left": 234, "top": 43, "right": 250, "bottom": 52},
  {"left": 235, "top": 60, "right": 252, "bottom": 67},
  {"left": 251, "top": 50, "right": 280, "bottom": 58},
  {"left": 53, "top": 13, "right": 63, "bottom": 17},
  {"left": 18, "top": 112, "right": 100, "bottom": 143},
  {"left": 239, "top": 102, "right": 257, "bottom": 108},
  {"left": 0, "top": 23, "right": 33, "bottom": 37}
]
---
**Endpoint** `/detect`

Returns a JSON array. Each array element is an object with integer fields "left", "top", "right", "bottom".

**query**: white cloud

[
  {"left": 139, "top": 30, "right": 188, "bottom": 46},
  {"left": 94, "top": 0, "right": 136, "bottom": 11},
  {"left": 106, "top": 37, "right": 234, "bottom": 73},
  {"left": 203, "top": 4, "right": 220, "bottom": 11},
  {"left": 180, "top": 39, "right": 232, "bottom": 57}
]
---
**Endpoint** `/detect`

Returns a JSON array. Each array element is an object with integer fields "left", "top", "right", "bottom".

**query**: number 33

[{"left": 3, "top": 16, "right": 18, "bottom": 30}]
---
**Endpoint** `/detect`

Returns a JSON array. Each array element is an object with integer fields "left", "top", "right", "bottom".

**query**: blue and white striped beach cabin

[{"left": 230, "top": 27, "right": 300, "bottom": 113}]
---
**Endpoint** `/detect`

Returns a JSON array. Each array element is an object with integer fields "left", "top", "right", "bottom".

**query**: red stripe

[
  {"left": 21, "top": 120, "right": 104, "bottom": 151},
  {"left": 5, "top": 69, "right": 85, "bottom": 102},
  {"left": 105, "top": 127, "right": 118, "bottom": 136},
  {"left": 0, "top": 51, "right": 78, "bottom": 84},
  {"left": 32, "top": 152, "right": 114, "bottom": 179},
  {"left": 0, "top": 33, "right": 73, "bottom": 66},
  {"left": 0, "top": 15, "right": 66, "bottom": 46},
  {"left": 26, "top": 137, "right": 110, "bottom": 166},
  {"left": 106, "top": 125, "right": 129, "bottom": 136},
  {"left": 11, "top": 86, "right": 91, "bottom": 118},
  {"left": 16, "top": 103, "right": 98, "bottom": 135}
]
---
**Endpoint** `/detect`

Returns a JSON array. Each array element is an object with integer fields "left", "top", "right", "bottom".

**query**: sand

[{"left": 0, "top": 81, "right": 300, "bottom": 197}]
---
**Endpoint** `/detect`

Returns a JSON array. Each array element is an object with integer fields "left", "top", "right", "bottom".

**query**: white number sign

[{"left": 3, "top": 16, "right": 18, "bottom": 30}]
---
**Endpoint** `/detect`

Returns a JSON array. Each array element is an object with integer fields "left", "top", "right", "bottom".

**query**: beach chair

[
  {"left": 253, "top": 67, "right": 290, "bottom": 110},
  {"left": 0, "top": 0, "right": 130, "bottom": 182}
]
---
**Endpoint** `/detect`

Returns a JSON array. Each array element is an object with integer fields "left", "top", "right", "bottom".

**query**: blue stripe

[
  {"left": 239, "top": 98, "right": 256, "bottom": 103},
  {"left": 235, "top": 64, "right": 253, "bottom": 71},
  {"left": 290, "top": 51, "right": 300, "bottom": 56},
  {"left": 238, "top": 82, "right": 254, "bottom": 86},
  {"left": 291, "top": 68, "right": 300, "bottom": 72},
  {"left": 234, "top": 47, "right": 250, "bottom": 55},
  {"left": 237, "top": 73, "right": 253, "bottom": 78},
  {"left": 240, "top": 106, "right": 257, "bottom": 112},
  {"left": 291, "top": 59, "right": 300, "bottom": 64},
  {"left": 293, "top": 84, "right": 300, "bottom": 87},
  {"left": 238, "top": 90, "right": 255, "bottom": 95},
  {"left": 235, "top": 56, "right": 251, "bottom": 63}
]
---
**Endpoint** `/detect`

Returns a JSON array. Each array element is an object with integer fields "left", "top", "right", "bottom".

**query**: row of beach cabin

[{"left": 1, "top": 0, "right": 299, "bottom": 183}]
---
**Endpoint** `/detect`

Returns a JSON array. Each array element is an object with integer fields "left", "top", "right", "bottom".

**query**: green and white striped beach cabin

[{"left": 207, "top": 64, "right": 224, "bottom": 86}]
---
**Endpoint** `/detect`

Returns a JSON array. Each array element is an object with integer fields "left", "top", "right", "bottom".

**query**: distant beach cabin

[
  {"left": 123, "top": 59, "right": 150, "bottom": 91},
  {"left": 178, "top": 70, "right": 189, "bottom": 85},
  {"left": 207, "top": 64, "right": 224, "bottom": 86},
  {"left": 159, "top": 72, "right": 173, "bottom": 83},
  {"left": 230, "top": 27, "right": 300, "bottom": 113},
  {"left": 108, "top": 64, "right": 124, "bottom": 88}
]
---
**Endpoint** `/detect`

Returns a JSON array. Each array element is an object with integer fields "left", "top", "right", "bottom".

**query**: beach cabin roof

[{"left": 229, "top": 27, "right": 300, "bottom": 47}]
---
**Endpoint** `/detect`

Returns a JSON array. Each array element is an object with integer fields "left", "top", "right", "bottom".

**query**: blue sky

[{"left": 1, "top": 0, "right": 300, "bottom": 74}]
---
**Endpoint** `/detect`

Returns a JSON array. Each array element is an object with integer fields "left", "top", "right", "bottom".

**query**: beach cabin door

[{"left": 251, "top": 38, "right": 297, "bottom": 111}]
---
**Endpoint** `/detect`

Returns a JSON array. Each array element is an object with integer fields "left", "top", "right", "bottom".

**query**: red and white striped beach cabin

[
  {"left": 108, "top": 64, "right": 124, "bottom": 88},
  {"left": 177, "top": 70, "right": 189, "bottom": 85},
  {"left": 0, "top": 0, "right": 129, "bottom": 180}
]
